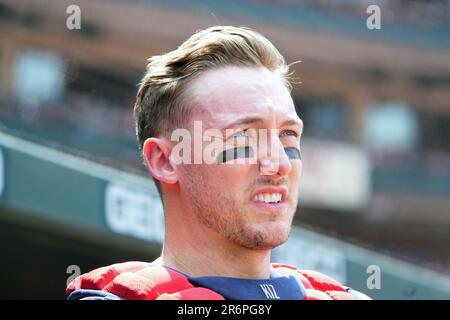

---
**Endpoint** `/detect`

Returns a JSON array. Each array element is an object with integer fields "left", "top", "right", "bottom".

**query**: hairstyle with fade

[{"left": 133, "top": 25, "right": 293, "bottom": 194}]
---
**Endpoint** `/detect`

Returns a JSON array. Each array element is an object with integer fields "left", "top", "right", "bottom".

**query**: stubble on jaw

[{"left": 182, "top": 165, "right": 292, "bottom": 250}]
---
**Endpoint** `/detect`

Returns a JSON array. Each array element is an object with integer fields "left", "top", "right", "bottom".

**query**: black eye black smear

[
  {"left": 284, "top": 147, "right": 301, "bottom": 160},
  {"left": 216, "top": 146, "right": 301, "bottom": 163},
  {"left": 216, "top": 146, "right": 254, "bottom": 164}
]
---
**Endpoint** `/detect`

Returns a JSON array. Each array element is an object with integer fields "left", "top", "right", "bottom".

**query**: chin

[
  {"left": 267, "top": 229, "right": 290, "bottom": 248},
  {"left": 240, "top": 222, "right": 291, "bottom": 250}
]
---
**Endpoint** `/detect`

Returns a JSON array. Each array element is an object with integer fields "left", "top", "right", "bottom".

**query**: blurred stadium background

[{"left": 0, "top": 0, "right": 449, "bottom": 299}]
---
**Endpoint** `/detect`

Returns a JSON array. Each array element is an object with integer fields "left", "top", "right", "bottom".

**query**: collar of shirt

[
  {"left": 187, "top": 274, "right": 306, "bottom": 300},
  {"left": 152, "top": 257, "right": 307, "bottom": 300}
]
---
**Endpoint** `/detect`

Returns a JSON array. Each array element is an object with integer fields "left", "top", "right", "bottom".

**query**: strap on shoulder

[
  {"left": 66, "top": 261, "right": 224, "bottom": 300},
  {"left": 272, "top": 263, "right": 370, "bottom": 300}
]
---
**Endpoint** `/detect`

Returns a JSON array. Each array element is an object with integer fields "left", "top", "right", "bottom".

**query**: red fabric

[
  {"left": 296, "top": 270, "right": 347, "bottom": 292},
  {"left": 66, "top": 261, "right": 224, "bottom": 300},
  {"left": 304, "top": 289, "right": 333, "bottom": 300},
  {"left": 272, "top": 263, "right": 350, "bottom": 300},
  {"left": 67, "top": 261, "right": 354, "bottom": 300},
  {"left": 177, "top": 287, "right": 225, "bottom": 300},
  {"left": 325, "top": 290, "right": 356, "bottom": 300},
  {"left": 66, "top": 261, "right": 149, "bottom": 294}
]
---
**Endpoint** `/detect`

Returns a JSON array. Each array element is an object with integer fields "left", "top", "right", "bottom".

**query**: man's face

[{"left": 175, "top": 66, "right": 303, "bottom": 250}]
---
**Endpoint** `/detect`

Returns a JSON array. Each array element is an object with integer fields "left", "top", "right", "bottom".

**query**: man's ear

[{"left": 142, "top": 137, "right": 178, "bottom": 185}]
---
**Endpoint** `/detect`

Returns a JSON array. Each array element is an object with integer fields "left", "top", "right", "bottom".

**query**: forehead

[{"left": 186, "top": 66, "right": 297, "bottom": 127}]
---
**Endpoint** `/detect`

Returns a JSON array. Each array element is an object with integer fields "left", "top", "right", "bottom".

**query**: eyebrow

[
  {"left": 283, "top": 119, "right": 304, "bottom": 133},
  {"left": 222, "top": 116, "right": 265, "bottom": 129}
]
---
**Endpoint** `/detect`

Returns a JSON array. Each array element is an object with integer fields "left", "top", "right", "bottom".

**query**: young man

[{"left": 67, "top": 26, "right": 370, "bottom": 300}]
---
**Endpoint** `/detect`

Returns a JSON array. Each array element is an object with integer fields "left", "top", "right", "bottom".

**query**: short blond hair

[{"left": 133, "top": 25, "right": 291, "bottom": 149}]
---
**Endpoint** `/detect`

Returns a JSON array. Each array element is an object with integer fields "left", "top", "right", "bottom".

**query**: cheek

[
  {"left": 211, "top": 164, "right": 254, "bottom": 191},
  {"left": 221, "top": 164, "right": 250, "bottom": 177},
  {"left": 187, "top": 162, "right": 250, "bottom": 183},
  {"left": 289, "top": 161, "right": 302, "bottom": 189}
]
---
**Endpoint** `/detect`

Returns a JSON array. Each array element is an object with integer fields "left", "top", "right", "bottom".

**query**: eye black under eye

[
  {"left": 216, "top": 146, "right": 301, "bottom": 163},
  {"left": 216, "top": 146, "right": 254, "bottom": 163},
  {"left": 284, "top": 147, "right": 301, "bottom": 160}
]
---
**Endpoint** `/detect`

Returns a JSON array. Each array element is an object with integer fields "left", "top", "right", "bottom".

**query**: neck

[
  {"left": 160, "top": 201, "right": 272, "bottom": 279},
  {"left": 161, "top": 240, "right": 272, "bottom": 279}
]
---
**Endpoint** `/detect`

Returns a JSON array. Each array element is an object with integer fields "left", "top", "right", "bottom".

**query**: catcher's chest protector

[{"left": 67, "top": 261, "right": 369, "bottom": 300}]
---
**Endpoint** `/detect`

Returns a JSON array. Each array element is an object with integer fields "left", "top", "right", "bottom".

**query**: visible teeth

[{"left": 254, "top": 193, "right": 282, "bottom": 203}]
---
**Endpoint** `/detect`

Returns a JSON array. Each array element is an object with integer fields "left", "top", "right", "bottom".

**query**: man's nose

[{"left": 258, "top": 138, "right": 292, "bottom": 177}]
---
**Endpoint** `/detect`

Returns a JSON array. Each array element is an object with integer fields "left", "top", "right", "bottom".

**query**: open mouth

[
  {"left": 250, "top": 187, "right": 287, "bottom": 206},
  {"left": 252, "top": 192, "right": 283, "bottom": 204}
]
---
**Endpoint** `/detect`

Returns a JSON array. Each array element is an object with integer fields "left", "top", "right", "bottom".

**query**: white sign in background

[
  {"left": 299, "top": 138, "right": 372, "bottom": 211},
  {"left": 104, "top": 182, "right": 164, "bottom": 244}
]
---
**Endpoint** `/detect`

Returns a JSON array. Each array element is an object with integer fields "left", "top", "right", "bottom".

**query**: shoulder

[
  {"left": 66, "top": 261, "right": 224, "bottom": 300},
  {"left": 272, "top": 263, "right": 371, "bottom": 300}
]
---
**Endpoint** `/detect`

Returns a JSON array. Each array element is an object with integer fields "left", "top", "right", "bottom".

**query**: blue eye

[{"left": 280, "top": 130, "right": 298, "bottom": 137}]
